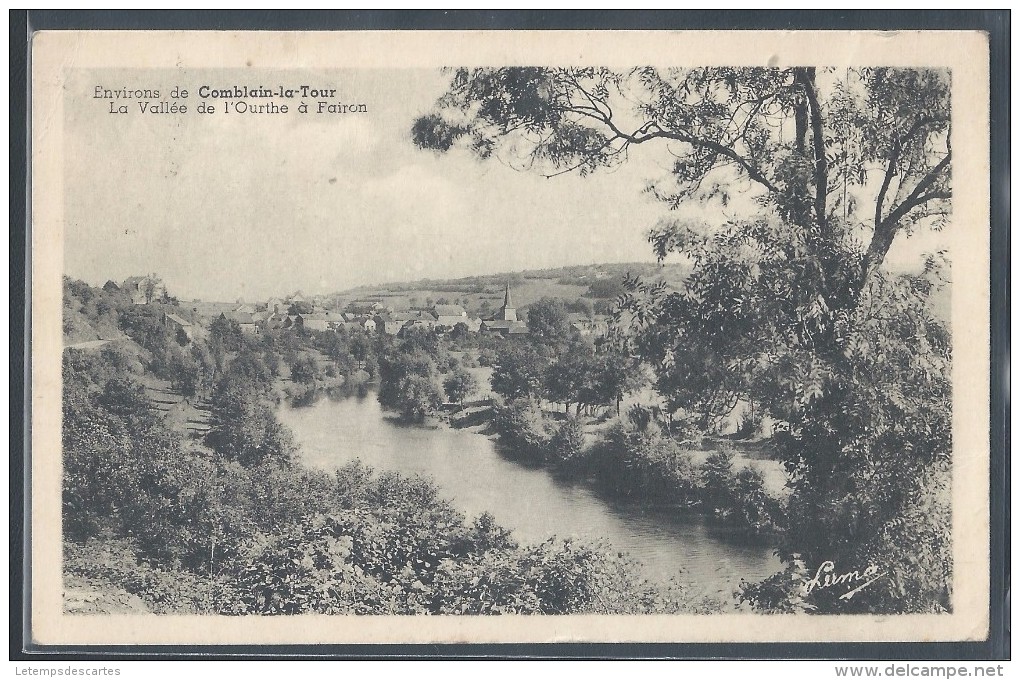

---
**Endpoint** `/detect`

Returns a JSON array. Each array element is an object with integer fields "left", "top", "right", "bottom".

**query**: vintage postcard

[{"left": 30, "top": 29, "right": 991, "bottom": 646}]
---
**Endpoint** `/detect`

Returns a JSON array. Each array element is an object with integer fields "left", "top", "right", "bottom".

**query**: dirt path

[
  {"left": 63, "top": 576, "right": 149, "bottom": 614},
  {"left": 64, "top": 339, "right": 111, "bottom": 350}
]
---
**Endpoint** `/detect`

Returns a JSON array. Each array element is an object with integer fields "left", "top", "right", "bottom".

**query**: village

[{"left": 114, "top": 273, "right": 614, "bottom": 344}]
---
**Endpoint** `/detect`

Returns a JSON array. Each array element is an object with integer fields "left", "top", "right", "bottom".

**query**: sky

[{"left": 63, "top": 67, "right": 947, "bottom": 302}]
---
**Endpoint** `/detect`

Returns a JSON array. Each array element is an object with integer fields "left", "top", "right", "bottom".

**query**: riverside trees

[
  {"left": 414, "top": 66, "right": 952, "bottom": 613},
  {"left": 63, "top": 279, "right": 710, "bottom": 616}
]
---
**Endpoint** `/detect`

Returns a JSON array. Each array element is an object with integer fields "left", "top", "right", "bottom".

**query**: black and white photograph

[{"left": 29, "top": 28, "right": 992, "bottom": 646}]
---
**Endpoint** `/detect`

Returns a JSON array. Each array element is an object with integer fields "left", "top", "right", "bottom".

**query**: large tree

[
  {"left": 526, "top": 297, "right": 573, "bottom": 346},
  {"left": 415, "top": 66, "right": 953, "bottom": 613}
]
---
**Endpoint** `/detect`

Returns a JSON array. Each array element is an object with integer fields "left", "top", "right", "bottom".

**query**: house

[
  {"left": 188, "top": 300, "right": 241, "bottom": 320},
  {"left": 442, "top": 314, "right": 481, "bottom": 334},
  {"left": 347, "top": 300, "right": 385, "bottom": 315},
  {"left": 433, "top": 304, "right": 468, "bottom": 329},
  {"left": 296, "top": 312, "right": 342, "bottom": 332},
  {"left": 121, "top": 275, "right": 166, "bottom": 305},
  {"left": 266, "top": 297, "right": 285, "bottom": 314},
  {"left": 220, "top": 310, "right": 260, "bottom": 334},
  {"left": 480, "top": 320, "right": 529, "bottom": 336},
  {"left": 373, "top": 313, "right": 404, "bottom": 335},
  {"left": 397, "top": 319, "right": 439, "bottom": 337},
  {"left": 393, "top": 310, "right": 437, "bottom": 328},
  {"left": 260, "top": 313, "right": 287, "bottom": 332},
  {"left": 162, "top": 312, "right": 194, "bottom": 340},
  {"left": 333, "top": 318, "right": 371, "bottom": 333}
]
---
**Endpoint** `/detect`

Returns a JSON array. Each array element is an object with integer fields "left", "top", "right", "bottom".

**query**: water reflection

[{"left": 277, "top": 391, "right": 782, "bottom": 599}]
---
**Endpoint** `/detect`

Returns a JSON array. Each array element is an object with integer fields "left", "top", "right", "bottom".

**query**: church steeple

[{"left": 494, "top": 279, "right": 517, "bottom": 321}]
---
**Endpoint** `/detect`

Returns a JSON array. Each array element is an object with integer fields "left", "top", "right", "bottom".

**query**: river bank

[{"left": 277, "top": 389, "right": 783, "bottom": 599}]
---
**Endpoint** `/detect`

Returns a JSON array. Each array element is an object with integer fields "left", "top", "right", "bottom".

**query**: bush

[
  {"left": 289, "top": 354, "right": 319, "bottom": 384},
  {"left": 99, "top": 343, "right": 144, "bottom": 375},
  {"left": 584, "top": 277, "right": 626, "bottom": 299},
  {"left": 396, "top": 374, "right": 444, "bottom": 422},
  {"left": 207, "top": 381, "right": 295, "bottom": 467},
  {"left": 548, "top": 416, "right": 587, "bottom": 470},
  {"left": 284, "top": 381, "right": 320, "bottom": 407},
  {"left": 592, "top": 423, "right": 700, "bottom": 506},
  {"left": 731, "top": 465, "right": 784, "bottom": 536},
  {"left": 700, "top": 448, "right": 736, "bottom": 514},
  {"left": 64, "top": 537, "right": 242, "bottom": 615},
  {"left": 490, "top": 397, "right": 552, "bottom": 463},
  {"left": 443, "top": 367, "right": 478, "bottom": 405}
]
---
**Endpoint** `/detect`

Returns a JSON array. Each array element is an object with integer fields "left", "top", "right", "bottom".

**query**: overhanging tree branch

[
  {"left": 862, "top": 151, "right": 952, "bottom": 284},
  {"left": 599, "top": 117, "right": 781, "bottom": 195},
  {"left": 874, "top": 115, "right": 946, "bottom": 230}
]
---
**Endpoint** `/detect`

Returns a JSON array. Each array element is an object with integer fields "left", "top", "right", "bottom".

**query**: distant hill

[{"left": 328, "top": 262, "right": 692, "bottom": 317}]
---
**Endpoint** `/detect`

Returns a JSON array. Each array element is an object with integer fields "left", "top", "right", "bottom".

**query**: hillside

[{"left": 329, "top": 261, "right": 692, "bottom": 317}]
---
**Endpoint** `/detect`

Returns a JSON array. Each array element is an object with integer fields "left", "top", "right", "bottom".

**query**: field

[{"left": 328, "top": 261, "right": 692, "bottom": 317}]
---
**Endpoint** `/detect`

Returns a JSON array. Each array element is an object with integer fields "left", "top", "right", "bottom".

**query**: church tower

[{"left": 494, "top": 280, "right": 517, "bottom": 321}]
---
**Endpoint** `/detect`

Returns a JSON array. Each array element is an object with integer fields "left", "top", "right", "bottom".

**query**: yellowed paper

[{"left": 32, "top": 29, "right": 990, "bottom": 645}]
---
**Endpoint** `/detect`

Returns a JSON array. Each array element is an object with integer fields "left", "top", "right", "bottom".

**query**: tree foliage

[
  {"left": 378, "top": 349, "right": 445, "bottom": 423},
  {"left": 490, "top": 341, "right": 547, "bottom": 401},
  {"left": 416, "top": 66, "right": 950, "bottom": 291},
  {"left": 289, "top": 354, "right": 319, "bottom": 385},
  {"left": 417, "top": 66, "right": 954, "bottom": 613},
  {"left": 443, "top": 367, "right": 478, "bottom": 405},
  {"left": 526, "top": 297, "right": 573, "bottom": 345},
  {"left": 63, "top": 314, "right": 710, "bottom": 615}
]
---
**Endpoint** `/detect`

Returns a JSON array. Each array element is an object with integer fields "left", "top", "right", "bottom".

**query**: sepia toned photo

[{"left": 30, "top": 29, "right": 991, "bottom": 646}]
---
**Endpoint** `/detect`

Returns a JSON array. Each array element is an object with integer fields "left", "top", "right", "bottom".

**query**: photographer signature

[{"left": 802, "top": 560, "right": 887, "bottom": 601}]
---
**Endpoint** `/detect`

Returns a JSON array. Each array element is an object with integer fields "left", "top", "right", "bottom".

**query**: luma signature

[{"left": 802, "top": 560, "right": 887, "bottom": 601}]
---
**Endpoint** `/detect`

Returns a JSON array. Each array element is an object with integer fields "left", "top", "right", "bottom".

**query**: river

[{"left": 277, "top": 391, "right": 782, "bottom": 601}]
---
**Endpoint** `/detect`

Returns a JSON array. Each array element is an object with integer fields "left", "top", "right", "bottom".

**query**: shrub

[
  {"left": 592, "top": 424, "right": 700, "bottom": 506},
  {"left": 700, "top": 448, "right": 736, "bottom": 514},
  {"left": 396, "top": 374, "right": 444, "bottom": 422},
  {"left": 100, "top": 343, "right": 144, "bottom": 375},
  {"left": 490, "top": 397, "right": 551, "bottom": 463},
  {"left": 284, "top": 381, "right": 320, "bottom": 407},
  {"left": 548, "top": 416, "right": 587, "bottom": 470},
  {"left": 289, "top": 354, "right": 319, "bottom": 384},
  {"left": 731, "top": 464, "right": 784, "bottom": 536},
  {"left": 207, "top": 381, "right": 295, "bottom": 467},
  {"left": 443, "top": 367, "right": 478, "bottom": 404}
]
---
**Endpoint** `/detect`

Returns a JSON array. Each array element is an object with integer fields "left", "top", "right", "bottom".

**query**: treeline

[
  {"left": 490, "top": 400, "right": 783, "bottom": 537},
  {"left": 64, "top": 278, "right": 712, "bottom": 615},
  {"left": 377, "top": 326, "right": 479, "bottom": 421}
]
